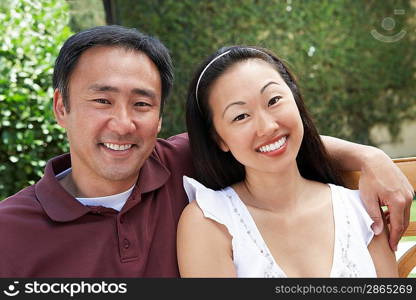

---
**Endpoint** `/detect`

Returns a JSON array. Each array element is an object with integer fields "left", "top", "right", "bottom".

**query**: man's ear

[
  {"left": 157, "top": 117, "right": 162, "bottom": 134},
  {"left": 53, "top": 89, "right": 67, "bottom": 128}
]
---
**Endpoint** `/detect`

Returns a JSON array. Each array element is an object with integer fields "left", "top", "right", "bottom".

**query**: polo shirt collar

[
  {"left": 120, "top": 151, "right": 171, "bottom": 212},
  {"left": 35, "top": 153, "right": 89, "bottom": 222},
  {"left": 136, "top": 152, "right": 171, "bottom": 194},
  {"left": 35, "top": 150, "right": 170, "bottom": 222}
]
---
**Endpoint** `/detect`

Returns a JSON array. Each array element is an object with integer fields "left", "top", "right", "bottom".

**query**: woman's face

[{"left": 208, "top": 58, "right": 304, "bottom": 175}]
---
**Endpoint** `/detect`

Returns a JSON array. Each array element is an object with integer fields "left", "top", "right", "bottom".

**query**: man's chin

[{"left": 98, "top": 168, "right": 139, "bottom": 184}]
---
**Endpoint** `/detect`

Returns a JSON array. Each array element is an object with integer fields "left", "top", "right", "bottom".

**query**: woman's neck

[{"left": 236, "top": 162, "right": 311, "bottom": 213}]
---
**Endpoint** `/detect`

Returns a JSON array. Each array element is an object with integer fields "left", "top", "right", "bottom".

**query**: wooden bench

[{"left": 341, "top": 157, "right": 416, "bottom": 277}]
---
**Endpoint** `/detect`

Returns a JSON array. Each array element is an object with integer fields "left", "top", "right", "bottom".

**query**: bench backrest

[{"left": 341, "top": 157, "right": 416, "bottom": 277}]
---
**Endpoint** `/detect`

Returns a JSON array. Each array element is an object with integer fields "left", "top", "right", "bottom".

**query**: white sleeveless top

[{"left": 183, "top": 176, "right": 377, "bottom": 278}]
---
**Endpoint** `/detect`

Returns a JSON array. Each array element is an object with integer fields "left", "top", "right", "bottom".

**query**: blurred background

[{"left": 0, "top": 0, "right": 415, "bottom": 199}]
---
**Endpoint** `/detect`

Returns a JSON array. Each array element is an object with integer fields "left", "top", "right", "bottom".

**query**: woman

[{"left": 177, "top": 46, "right": 398, "bottom": 277}]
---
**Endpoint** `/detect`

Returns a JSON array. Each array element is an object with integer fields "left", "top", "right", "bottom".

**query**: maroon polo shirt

[{"left": 0, "top": 133, "right": 194, "bottom": 277}]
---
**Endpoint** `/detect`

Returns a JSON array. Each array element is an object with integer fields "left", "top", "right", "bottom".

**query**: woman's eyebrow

[
  {"left": 222, "top": 101, "right": 246, "bottom": 118},
  {"left": 260, "top": 81, "right": 280, "bottom": 94}
]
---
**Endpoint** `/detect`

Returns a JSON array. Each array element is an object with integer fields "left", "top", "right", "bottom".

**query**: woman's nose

[{"left": 255, "top": 111, "right": 279, "bottom": 137}]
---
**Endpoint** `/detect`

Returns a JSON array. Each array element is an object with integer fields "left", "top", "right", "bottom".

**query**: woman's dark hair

[
  {"left": 53, "top": 25, "right": 173, "bottom": 115},
  {"left": 186, "top": 46, "right": 344, "bottom": 190}
]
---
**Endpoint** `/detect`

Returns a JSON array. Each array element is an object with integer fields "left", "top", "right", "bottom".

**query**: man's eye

[
  {"left": 95, "top": 99, "right": 110, "bottom": 104},
  {"left": 268, "top": 96, "right": 282, "bottom": 107},
  {"left": 135, "top": 102, "right": 151, "bottom": 107},
  {"left": 233, "top": 113, "right": 248, "bottom": 122}
]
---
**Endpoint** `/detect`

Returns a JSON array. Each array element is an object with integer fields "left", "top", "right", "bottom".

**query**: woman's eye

[
  {"left": 233, "top": 113, "right": 248, "bottom": 122},
  {"left": 268, "top": 96, "right": 282, "bottom": 107},
  {"left": 95, "top": 99, "right": 110, "bottom": 104}
]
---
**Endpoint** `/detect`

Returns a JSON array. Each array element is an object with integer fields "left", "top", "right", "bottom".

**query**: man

[{"left": 0, "top": 25, "right": 413, "bottom": 277}]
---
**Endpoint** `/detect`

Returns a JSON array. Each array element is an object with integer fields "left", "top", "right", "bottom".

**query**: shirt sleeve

[
  {"left": 343, "top": 188, "right": 375, "bottom": 246},
  {"left": 183, "top": 176, "right": 235, "bottom": 238},
  {"left": 155, "top": 133, "right": 195, "bottom": 178}
]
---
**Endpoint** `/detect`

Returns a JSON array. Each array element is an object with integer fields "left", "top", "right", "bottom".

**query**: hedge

[
  {"left": 1, "top": 0, "right": 415, "bottom": 198},
  {"left": 0, "top": 0, "right": 72, "bottom": 199},
  {"left": 115, "top": 0, "right": 415, "bottom": 142}
]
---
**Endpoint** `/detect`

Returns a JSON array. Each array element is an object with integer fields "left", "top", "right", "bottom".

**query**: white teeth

[
  {"left": 259, "top": 136, "right": 287, "bottom": 153},
  {"left": 103, "top": 143, "right": 132, "bottom": 151}
]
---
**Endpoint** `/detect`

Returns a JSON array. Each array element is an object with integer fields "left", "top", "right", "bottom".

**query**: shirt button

[{"left": 123, "top": 239, "right": 130, "bottom": 249}]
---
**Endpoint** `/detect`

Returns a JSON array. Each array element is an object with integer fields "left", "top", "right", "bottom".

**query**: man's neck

[{"left": 58, "top": 171, "right": 138, "bottom": 198}]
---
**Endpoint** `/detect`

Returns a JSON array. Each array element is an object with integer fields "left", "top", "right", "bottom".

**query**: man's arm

[{"left": 321, "top": 135, "right": 414, "bottom": 251}]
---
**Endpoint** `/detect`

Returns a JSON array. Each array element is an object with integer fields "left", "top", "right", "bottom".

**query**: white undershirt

[{"left": 55, "top": 168, "right": 133, "bottom": 212}]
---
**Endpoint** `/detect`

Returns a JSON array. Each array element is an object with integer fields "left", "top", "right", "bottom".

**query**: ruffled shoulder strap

[
  {"left": 183, "top": 176, "right": 235, "bottom": 237},
  {"left": 330, "top": 184, "right": 374, "bottom": 246}
]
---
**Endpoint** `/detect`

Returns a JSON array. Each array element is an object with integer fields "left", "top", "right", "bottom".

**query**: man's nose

[{"left": 108, "top": 106, "right": 136, "bottom": 135}]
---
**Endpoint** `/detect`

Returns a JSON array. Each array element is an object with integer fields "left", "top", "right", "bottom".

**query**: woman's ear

[
  {"left": 219, "top": 140, "right": 230, "bottom": 152},
  {"left": 213, "top": 132, "right": 230, "bottom": 152}
]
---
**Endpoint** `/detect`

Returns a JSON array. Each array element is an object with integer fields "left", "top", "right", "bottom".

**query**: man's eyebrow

[
  {"left": 131, "top": 88, "right": 156, "bottom": 100},
  {"left": 88, "top": 84, "right": 156, "bottom": 99},
  {"left": 88, "top": 84, "right": 119, "bottom": 93},
  {"left": 222, "top": 101, "right": 246, "bottom": 117},
  {"left": 260, "top": 81, "right": 280, "bottom": 94}
]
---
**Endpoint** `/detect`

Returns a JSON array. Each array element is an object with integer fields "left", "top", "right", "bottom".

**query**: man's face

[{"left": 54, "top": 46, "right": 162, "bottom": 196}]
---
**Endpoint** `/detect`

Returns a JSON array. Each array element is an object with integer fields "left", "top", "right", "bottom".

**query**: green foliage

[
  {"left": 67, "top": 0, "right": 105, "bottom": 32},
  {"left": 116, "top": 0, "right": 415, "bottom": 143},
  {"left": 1, "top": 0, "right": 415, "bottom": 198},
  {"left": 0, "top": 0, "right": 72, "bottom": 199}
]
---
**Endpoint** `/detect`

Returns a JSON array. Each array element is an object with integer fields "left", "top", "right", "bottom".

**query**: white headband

[
  {"left": 195, "top": 50, "right": 231, "bottom": 112},
  {"left": 194, "top": 48, "right": 268, "bottom": 113}
]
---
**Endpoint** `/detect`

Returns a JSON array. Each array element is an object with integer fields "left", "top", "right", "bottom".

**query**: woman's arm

[
  {"left": 321, "top": 135, "right": 414, "bottom": 251},
  {"left": 177, "top": 201, "right": 236, "bottom": 277},
  {"left": 368, "top": 221, "right": 399, "bottom": 277}
]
